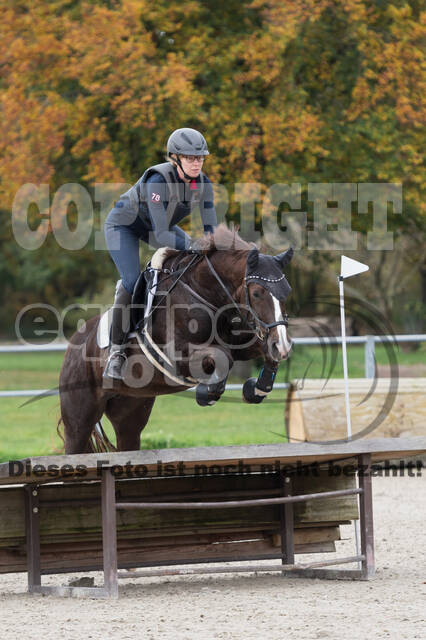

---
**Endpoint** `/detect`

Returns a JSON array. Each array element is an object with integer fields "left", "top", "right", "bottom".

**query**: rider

[{"left": 103, "top": 127, "right": 217, "bottom": 380}]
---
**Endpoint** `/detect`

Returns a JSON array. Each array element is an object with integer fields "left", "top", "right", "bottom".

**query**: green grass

[
  {"left": 0, "top": 352, "right": 64, "bottom": 390},
  {"left": 0, "top": 342, "right": 424, "bottom": 461},
  {"left": 0, "top": 390, "right": 288, "bottom": 462}
]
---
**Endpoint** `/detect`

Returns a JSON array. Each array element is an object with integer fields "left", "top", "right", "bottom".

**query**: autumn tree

[{"left": 0, "top": 0, "right": 424, "bottom": 334}]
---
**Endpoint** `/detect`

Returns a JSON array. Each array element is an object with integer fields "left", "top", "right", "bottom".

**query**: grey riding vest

[{"left": 118, "top": 162, "right": 207, "bottom": 228}]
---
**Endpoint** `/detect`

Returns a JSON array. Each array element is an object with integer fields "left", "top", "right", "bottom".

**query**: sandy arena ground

[{"left": 0, "top": 473, "right": 425, "bottom": 640}]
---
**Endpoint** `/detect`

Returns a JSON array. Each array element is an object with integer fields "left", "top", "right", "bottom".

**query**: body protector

[
  {"left": 121, "top": 162, "right": 206, "bottom": 228},
  {"left": 138, "top": 162, "right": 205, "bottom": 205}
]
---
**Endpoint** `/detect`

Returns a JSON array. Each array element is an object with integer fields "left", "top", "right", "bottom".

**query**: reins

[
  {"left": 139, "top": 253, "right": 204, "bottom": 326},
  {"left": 141, "top": 251, "right": 289, "bottom": 343}
]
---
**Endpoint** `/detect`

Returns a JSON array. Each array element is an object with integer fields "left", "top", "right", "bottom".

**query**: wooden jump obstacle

[
  {"left": 286, "top": 379, "right": 426, "bottom": 442},
  {"left": 0, "top": 437, "right": 424, "bottom": 598}
]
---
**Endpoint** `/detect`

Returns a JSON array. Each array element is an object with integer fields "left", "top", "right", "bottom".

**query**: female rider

[{"left": 103, "top": 127, "right": 217, "bottom": 380}]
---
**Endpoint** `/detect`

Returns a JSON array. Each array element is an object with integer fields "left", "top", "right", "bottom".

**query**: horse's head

[
  {"left": 192, "top": 226, "right": 294, "bottom": 365},
  {"left": 242, "top": 247, "right": 293, "bottom": 363}
]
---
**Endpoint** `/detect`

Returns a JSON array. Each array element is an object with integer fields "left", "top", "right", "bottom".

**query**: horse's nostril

[
  {"left": 273, "top": 337, "right": 292, "bottom": 358},
  {"left": 271, "top": 342, "right": 281, "bottom": 358}
]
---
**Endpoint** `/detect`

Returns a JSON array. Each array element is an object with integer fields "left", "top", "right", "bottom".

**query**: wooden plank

[
  {"left": 0, "top": 529, "right": 339, "bottom": 574},
  {"left": 272, "top": 526, "right": 340, "bottom": 547},
  {"left": 1, "top": 437, "right": 425, "bottom": 485},
  {"left": 0, "top": 527, "right": 339, "bottom": 564},
  {"left": 0, "top": 523, "right": 346, "bottom": 548},
  {"left": 0, "top": 472, "right": 358, "bottom": 545}
]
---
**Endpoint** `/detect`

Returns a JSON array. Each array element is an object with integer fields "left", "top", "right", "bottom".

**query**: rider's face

[{"left": 177, "top": 155, "right": 205, "bottom": 179}]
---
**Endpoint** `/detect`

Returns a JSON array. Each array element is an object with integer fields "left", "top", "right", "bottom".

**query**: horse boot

[{"left": 103, "top": 281, "right": 132, "bottom": 381}]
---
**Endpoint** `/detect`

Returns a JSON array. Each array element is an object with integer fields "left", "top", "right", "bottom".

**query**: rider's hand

[{"left": 188, "top": 239, "right": 205, "bottom": 254}]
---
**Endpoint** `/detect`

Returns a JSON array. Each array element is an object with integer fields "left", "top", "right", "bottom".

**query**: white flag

[{"left": 340, "top": 256, "right": 369, "bottom": 279}]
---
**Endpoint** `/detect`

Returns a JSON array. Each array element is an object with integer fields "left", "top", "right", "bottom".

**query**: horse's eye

[{"left": 252, "top": 291, "right": 261, "bottom": 299}]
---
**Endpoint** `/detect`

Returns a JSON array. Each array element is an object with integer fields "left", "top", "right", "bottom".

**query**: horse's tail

[
  {"left": 89, "top": 421, "right": 117, "bottom": 453},
  {"left": 57, "top": 417, "right": 116, "bottom": 453},
  {"left": 56, "top": 416, "right": 65, "bottom": 452}
]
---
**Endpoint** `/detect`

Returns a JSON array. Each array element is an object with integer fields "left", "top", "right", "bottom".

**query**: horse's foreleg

[
  {"left": 242, "top": 360, "right": 279, "bottom": 405},
  {"left": 105, "top": 396, "right": 156, "bottom": 451},
  {"left": 188, "top": 345, "right": 233, "bottom": 407}
]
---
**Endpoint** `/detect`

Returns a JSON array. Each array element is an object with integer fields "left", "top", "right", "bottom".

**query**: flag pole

[
  {"left": 338, "top": 276, "right": 352, "bottom": 438},
  {"left": 338, "top": 255, "right": 369, "bottom": 570}
]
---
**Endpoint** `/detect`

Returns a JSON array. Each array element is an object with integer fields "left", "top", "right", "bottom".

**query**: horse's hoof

[
  {"left": 196, "top": 384, "right": 218, "bottom": 407},
  {"left": 242, "top": 378, "right": 265, "bottom": 404}
]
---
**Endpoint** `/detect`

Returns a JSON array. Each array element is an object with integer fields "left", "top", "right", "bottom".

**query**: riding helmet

[{"left": 167, "top": 128, "right": 209, "bottom": 156}]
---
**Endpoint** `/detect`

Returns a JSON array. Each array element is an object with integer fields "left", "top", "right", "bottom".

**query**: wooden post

[
  {"left": 24, "top": 485, "right": 41, "bottom": 592},
  {"left": 101, "top": 469, "right": 118, "bottom": 598},
  {"left": 358, "top": 453, "right": 375, "bottom": 578},
  {"left": 280, "top": 474, "right": 294, "bottom": 566}
]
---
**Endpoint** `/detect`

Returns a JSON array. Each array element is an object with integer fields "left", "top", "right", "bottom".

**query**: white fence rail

[{"left": 1, "top": 334, "right": 425, "bottom": 398}]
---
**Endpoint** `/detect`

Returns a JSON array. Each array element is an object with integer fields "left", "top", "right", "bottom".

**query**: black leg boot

[{"left": 103, "top": 281, "right": 132, "bottom": 381}]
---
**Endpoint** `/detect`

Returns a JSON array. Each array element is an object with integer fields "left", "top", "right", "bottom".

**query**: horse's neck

[
  {"left": 162, "top": 251, "right": 245, "bottom": 308},
  {"left": 202, "top": 253, "right": 245, "bottom": 305}
]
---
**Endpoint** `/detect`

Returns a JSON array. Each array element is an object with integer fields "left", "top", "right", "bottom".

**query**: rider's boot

[{"left": 103, "top": 281, "right": 132, "bottom": 381}]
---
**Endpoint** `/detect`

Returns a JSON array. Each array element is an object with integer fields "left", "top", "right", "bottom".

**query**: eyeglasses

[{"left": 180, "top": 155, "right": 205, "bottom": 163}]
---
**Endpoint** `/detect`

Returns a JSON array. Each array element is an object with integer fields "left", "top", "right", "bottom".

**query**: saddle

[{"left": 97, "top": 248, "right": 173, "bottom": 349}]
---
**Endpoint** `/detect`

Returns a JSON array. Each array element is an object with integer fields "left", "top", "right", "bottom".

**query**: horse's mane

[
  {"left": 196, "top": 223, "right": 254, "bottom": 252},
  {"left": 163, "top": 224, "right": 253, "bottom": 264}
]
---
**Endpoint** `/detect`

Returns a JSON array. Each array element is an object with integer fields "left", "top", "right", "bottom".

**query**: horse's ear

[
  {"left": 274, "top": 247, "right": 293, "bottom": 268},
  {"left": 247, "top": 248, "right": 259, "bottom": 269}
]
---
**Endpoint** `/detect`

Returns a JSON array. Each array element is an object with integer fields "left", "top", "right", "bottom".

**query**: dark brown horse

[{"left": 59, "top": 226, "right": 293, "bottom": 454}]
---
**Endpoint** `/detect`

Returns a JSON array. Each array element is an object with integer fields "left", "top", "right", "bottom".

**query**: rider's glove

[{"left": 188, "top": 239, "right": 205, "bottom": 254}]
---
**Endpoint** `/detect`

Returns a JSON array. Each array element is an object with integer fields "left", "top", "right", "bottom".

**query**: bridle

[
  {"left": 202, "top": 256, "right": 289, "bottom": 342},
  {"left": 243, "top": 273, "right": 289, "bottom": 340},
  {"left": 150, "top": 252, "right": 289, "bottom": 344}
]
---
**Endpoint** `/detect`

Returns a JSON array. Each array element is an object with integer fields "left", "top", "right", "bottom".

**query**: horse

[{"left": 59, "top": 226, "right": 293, "bottom": 454}]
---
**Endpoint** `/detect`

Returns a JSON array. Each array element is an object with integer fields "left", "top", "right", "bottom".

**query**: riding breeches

[{"left": 105, "top": 213, "right": 190, "bottom": 294}]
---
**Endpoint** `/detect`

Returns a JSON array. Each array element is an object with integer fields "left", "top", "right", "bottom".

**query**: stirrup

[{"left": 103, "top": 346, "right": 127, "bottom": 381}]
